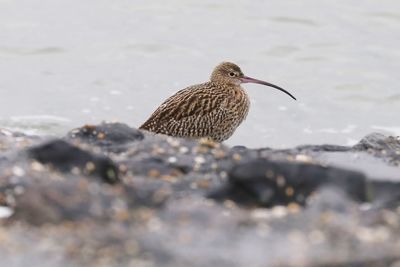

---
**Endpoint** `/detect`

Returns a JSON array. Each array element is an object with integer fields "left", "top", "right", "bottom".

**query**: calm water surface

[{"left": 0, "top": 0, "right": 399, "bottom": 148}]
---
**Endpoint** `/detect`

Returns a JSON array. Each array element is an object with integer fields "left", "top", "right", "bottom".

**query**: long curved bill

[{"left": 240, "top": 76, "right": 297, "bottom": 100}]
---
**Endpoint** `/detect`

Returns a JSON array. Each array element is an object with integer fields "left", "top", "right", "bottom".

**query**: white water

[{"left": 0, "top": 0, "right": 399, "bottom": 148}]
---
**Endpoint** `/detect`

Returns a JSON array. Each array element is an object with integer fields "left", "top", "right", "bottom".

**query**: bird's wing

[{"left": 140, "top": 83, "right": 228, "bottom": 132}]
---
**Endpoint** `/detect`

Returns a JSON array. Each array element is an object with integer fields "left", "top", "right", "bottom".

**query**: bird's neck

[
  {"left": 211, "top": 81, "right": 243, "bottom": 91},
  {"left": 209, "top": 82, "right": 247, "bottom": 103}
]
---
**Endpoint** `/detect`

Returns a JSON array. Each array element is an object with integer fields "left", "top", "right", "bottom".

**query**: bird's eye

[{"left": 229, "top": 72, "right": 235, "bottom": 77}]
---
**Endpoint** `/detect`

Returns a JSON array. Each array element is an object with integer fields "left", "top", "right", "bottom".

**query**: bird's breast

[{"left": 227, "top": 87, "right": 250, "bottom": 117}]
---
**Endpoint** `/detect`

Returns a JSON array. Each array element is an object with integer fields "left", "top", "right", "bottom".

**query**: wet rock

[
  {"left": 368, "top": 181, "right": 400, "bottom": 209},
  {"left": 12, "top": 179, "right": 105, "bottom": 225},
  {"left": 0, "top": 125, "right": 399, "bottom": 267},
  {"left": 353, "top": 133, "right": 400, "bottom": 164},
  {"left": 353, "top": 133, "right": 400, "bottom": 152},
  {"left": 210, "top": 158, "right": 367, "bottom": 207},
  {"left": 296, "top": 144, "right": 351, "bottom": 152},
  {"left": 28, "top": 139, "right": 119, "bottom": 184},
  {"left": 11, "top": 178, "right": 171, "bottom": 225},
  {"left": 0, "top": 128, "right": 41, "bottom": 153},
  {"left": 67, "top": 122, "right": 144, "bottom": 152}
]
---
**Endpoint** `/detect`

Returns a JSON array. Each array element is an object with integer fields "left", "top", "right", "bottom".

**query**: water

[{"left": 0, "top": 0, "right": 399, "bottom": 148}]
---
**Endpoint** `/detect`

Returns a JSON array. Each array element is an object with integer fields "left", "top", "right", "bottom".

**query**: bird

[{"left": 140, "top": 62, "right": 296, "bottom": 142}]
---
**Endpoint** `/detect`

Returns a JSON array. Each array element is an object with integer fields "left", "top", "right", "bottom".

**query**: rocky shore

[{"left": 0, "top": 122, "right": 399, "bottom": 267}]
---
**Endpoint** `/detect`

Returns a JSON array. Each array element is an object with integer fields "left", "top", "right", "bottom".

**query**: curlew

[{"left": 140, "top": 62, "right": 296, "bottom": 142}]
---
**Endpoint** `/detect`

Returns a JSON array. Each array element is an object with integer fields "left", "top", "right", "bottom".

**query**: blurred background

[{"left": 0, "top": 0, "right": 399, "bottom": 148}]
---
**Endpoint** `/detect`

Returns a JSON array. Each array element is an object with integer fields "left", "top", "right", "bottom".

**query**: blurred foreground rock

[{"left": 0, "top": 124, "right": 399, "bottom": 267}]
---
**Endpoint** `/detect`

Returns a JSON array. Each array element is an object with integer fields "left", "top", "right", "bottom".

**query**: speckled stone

[{"left": 0, "top": 123, "right": 399, "bottom": 267}]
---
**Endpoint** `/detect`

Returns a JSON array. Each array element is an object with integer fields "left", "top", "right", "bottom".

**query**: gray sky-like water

[{"left": 0, "top": 0, "right": 399, "bottom": 148}]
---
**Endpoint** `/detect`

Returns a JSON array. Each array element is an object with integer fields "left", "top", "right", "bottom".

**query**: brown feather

[
  {"left": 139, "top": 61, "right": 296, "bottom": 142},
  {"left": 140, "top": 62, "right": 296, "bottom": 142},
  {"left": 140, "top": 80, "right": 249, "bottom": 142}
]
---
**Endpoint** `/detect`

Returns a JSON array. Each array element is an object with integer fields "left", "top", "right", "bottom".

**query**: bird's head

[
  {"left": 210, "top": 62, "right": 296, "bottom": 100},
  {"left": 210, "top": 62, "right": 244, "bottom": 86}
]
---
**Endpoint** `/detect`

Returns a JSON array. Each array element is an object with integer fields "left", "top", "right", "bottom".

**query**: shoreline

[{"left": 0, "top": 122, "right": 399, "bottom": 266}]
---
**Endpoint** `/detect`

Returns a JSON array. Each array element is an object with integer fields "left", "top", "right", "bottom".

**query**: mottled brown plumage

[{"left": 140, "top": 62, "right": 296, "bottom": 142}]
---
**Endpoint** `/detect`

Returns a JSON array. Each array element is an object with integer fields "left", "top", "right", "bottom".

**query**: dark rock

[
  {"left": 353, "top": 133, "right": 400, "bottom": 152},
  {"left": 0, "top": 125, "right": 399, "bottom": 267},
  {"left": 12, "top": 179, "right": 105, "bottom": 225},
  {"left": 28, "top": 139, "right": 119, "bottom": 184},
  {"left": 11, "top": 177, "right": 171, "bottom": 225},
  {"left": 368, "top": 181, "right": 400, "bottom": 209},
  {"left": 67, "top": 122, "right": 144, "bottom": 152},
  {"left": 210, "top": 158, "right": 367, "bottom": 207},
  {"left": 353, "top": 133, "right": 400, "bottom": 165},
  {"left": 296, "top": 144, "right": 351, "bottom": 152}
]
